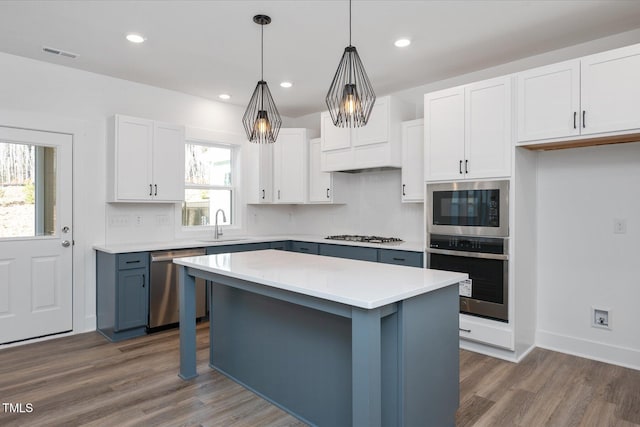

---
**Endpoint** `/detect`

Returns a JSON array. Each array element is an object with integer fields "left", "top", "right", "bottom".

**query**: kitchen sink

[{"left": 198, "top": 237, "right": 250, "bottom": 243}]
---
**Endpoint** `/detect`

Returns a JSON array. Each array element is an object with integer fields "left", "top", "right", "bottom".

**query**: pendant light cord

[
  {"left": 349, "top": 0, "right": 352, "bottom": 46},
  {"left": 261, "top": 23, "right": 264, "bottom": 80}
]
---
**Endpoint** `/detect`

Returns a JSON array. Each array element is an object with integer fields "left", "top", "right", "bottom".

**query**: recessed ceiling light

[
  {"left": 280, "top": 81, "right": 293, "bottom": 88},
  {"left": 126, "top": 34, "right": 146, "bottom": 44},
  {"left": 394, "top": 38, "right": 411, "bottom": 48},
  {"left": 218, "top": 94, "right": 231, "bottom": 100}
]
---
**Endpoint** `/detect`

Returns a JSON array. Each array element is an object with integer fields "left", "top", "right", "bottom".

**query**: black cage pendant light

[
  {"left": 243, "top": 14, "right": 282, "bottom": 144},
  {"left": 325, "top": 0, "right": 376, "bottom": 128}
]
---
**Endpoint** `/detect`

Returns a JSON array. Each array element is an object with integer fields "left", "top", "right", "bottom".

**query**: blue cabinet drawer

[
  {"left": 270, "top": 241, "right": 290, "bottom": 251},
  {"left": 378, "top": 249, "right": 423, "bottom": 268},
  {"left": 207, "top": 242, "right": 271, "bottom": 255},
  {"left": 117, "top": 252, "right": 148, "bottom": 270},
  {"left": 319, "top": 244, "right": 378, "bottom": 262},
  {"left": 290, "top": 241, "right": 319, "bottom": 254}
]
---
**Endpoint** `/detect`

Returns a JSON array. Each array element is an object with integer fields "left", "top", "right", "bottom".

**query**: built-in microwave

[{"left": 426, "top": 180, "right": 509, "bottom": 237}]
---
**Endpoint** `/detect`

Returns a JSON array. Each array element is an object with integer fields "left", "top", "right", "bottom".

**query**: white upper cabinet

[
  {"left": 244, "top": 142, "right": 273, "bottom": 204},
  {"left": 517, "top": 43, "right": 640, "bottom": 144},
  {"left": 321, "top": 111, "right": 350, "bottom": 151},
  {"left": 353, "top": 97, "right": 389, "bottom": 147},
  {"left": 516, "top": 60, "right": 580, "bottom": 142},
  {"left": 424, "top": 76, "right": 512, "bottom": 182},
  {"left": 401, "top": 119, "right": 424, "bottom": 202},
  {"left": 273, "top": 129, "right": 310, "bottom": 204},
  {"left": 309, "top": 138, "right": 346, "bottom": 204},
  {"left": 320, "top": 96, "right": 413, "bottom": 172},
  {"left": 108, "top": 115, "right": 185, "bottom": 202},
  {"left": 581, "top": 45, "right": 640, "bottom": 135},
  {"left": 424, "top": 87, "right": 465, "bottom": 182},
  {"left": 246, "top": 128, "right": 316, "bottom": 205}
]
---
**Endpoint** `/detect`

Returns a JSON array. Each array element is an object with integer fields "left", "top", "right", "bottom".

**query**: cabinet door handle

[
  {"left": 142, "top": 274, "right": 145, "bottom": 288},
  {"left": 392, "top": 257, "right": 406, "bottom": 262},
  {"left": 573, "top": 111, "right": 577, "bottom": 129},
  {"left": 262, "top": 189, "right": 265, "bottom": 199},
  {"left": 125, "top": 260, "right": 141, "bottom": 264},
  {"left": 300, "top": 247, "right": 309, "bottom": 251},
  {"left": 459, "top": 160, "right": 463, "bottom": 174},
  {"left": 402, "top": 184, "right": 406, "bottom": 196},
  {"left": 326, "top": 188, "right": 330, "bottom": 199},
  {"left": 154, "top": 184, "right": 158, "bottom": 196},
  {"left": 459, "top": 328, "right": 471, "bottom": 333},
  {"left": 149, "top": 184, "right": 153, "bottom": 196},
  {"left": 278, "top": 190, "right": 281, "bottom": 200},
  {"left": 465, "top": 159, "right": 469, "bottom": 174},
  {"left": 583, "top": 110, "right": 586, "bottom": 128}
]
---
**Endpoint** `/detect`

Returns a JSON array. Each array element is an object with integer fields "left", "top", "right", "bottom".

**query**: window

[
  {"left": 0, "top": 142, "right": 57, "bottom": 239},
  {"left": 182, "top": 142, "right": 234, "bottom": 227}
]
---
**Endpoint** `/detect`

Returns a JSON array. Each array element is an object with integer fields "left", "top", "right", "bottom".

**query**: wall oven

[
  {"left": 427, "top": 180, "right": 509, "bottom": 237},
  {"left": 426, "top": 234, "right": 508, "bottom": 322},
  {"left": 426, "top": 180, "right": 510, "bottom": 322}
]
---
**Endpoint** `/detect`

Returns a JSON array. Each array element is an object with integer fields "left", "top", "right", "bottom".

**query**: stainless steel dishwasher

[{"left": 149, "top": 248, "right": 207, "bottom": 329}]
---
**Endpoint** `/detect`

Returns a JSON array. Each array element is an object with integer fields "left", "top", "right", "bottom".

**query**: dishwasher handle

[{"left": 150, "top": 249, "right": 206, "bottom": 262}]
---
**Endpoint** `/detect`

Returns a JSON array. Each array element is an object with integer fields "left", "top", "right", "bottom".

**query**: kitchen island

[{"left": 175, "top": 250, "right": 467, "bottom": 427}]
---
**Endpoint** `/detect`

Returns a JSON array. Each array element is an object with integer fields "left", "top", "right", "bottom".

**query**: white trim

[
  {"left": 185, "top": 127, "right": 245, "bottom": 146},
  {"left": 536, "top": 329, "right": 640, "bottom": 371},
  {"left": 0, "top": 109, "right": 104, "bottom": 342}
]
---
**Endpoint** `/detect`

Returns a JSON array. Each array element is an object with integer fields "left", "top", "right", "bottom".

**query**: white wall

[
  {"left": 536, "top": 142, "right": 640, "bottom": 370},
  {"left": 0, "top": 51, "right": 264, "bottom": 332}
]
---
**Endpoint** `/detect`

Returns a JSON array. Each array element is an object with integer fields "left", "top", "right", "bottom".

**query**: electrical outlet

[
  {"left": 614, "top": 218, "right": 627, "bottom": 234},
  {"left": 592, "top": 307, "right": 611, "bottom": 330},
  {"left": 155, "top": 215, "right": 170, "bottom": 226},
  {"left": 109, "top": 215, "right": 130, "bottom": 227},
  {"left": 134, "top": 214, "right": 143, "bottom": 227}
]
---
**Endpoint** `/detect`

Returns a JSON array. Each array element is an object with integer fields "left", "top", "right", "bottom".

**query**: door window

[{"left": 0, "top": 142, "right": 57, "bottom": 238}]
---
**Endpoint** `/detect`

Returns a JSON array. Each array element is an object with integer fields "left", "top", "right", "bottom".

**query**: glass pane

[
  {"left": 182, "top": 189, "right": 232, "bottom": 226},
  {"left": 0, "top": 143, "right": 57, "bottom": 238},
  {"left": 185, "top": 144, "right": 231, "bottom": 186}
]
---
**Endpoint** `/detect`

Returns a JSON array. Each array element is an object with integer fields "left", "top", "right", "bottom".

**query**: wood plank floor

[{"left": 0, "top": 323, "right": 638, "bottom": 426}]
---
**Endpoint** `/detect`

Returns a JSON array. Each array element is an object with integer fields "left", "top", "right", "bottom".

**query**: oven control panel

[{"left": 429, "top": 234, "right": 505, "bottom": 254}]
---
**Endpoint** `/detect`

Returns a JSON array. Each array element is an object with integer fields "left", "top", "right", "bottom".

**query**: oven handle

[{"left": 426, "top": 247, "right": 508, "bottom": 261}]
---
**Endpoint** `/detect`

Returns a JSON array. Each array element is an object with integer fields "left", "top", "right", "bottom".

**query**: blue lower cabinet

[
  {"left": 96, "top": 250, "right": 149, "bottom": 342},
  {"left": 290, "top": 241, "right": 319, "bottom": 254},
  {"left": 270, "top": 241, "right": 291, "bottom": 251},
  {"left": 206, "top": 242, "right": 271, "bottom": 255},
  {"left": 319, "top": 243, "right": 378, "bottom": 262},
  {"left": 378, "top": 249, "right": 423, "bottom": 268}
]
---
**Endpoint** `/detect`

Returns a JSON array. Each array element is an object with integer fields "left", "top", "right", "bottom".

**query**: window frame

[{"left": 175, "top": 133, "right": 242, "bottom": 239}]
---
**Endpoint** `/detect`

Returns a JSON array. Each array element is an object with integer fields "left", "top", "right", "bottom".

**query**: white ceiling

[{"left": 2, "top": 1, "right": 640, "bottom": 118}]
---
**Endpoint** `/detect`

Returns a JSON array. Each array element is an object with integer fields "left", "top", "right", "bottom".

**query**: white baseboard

[
  {"left": 536, "top": 329, "right": 640, "bottom": 371},
  {"left": 459, "top": 339, "right": 518, "bottom": 362},
  {"left": 83, "top": 315, "right": 97, "bottom": 332}
]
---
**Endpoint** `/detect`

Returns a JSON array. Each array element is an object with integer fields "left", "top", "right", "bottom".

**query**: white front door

[{"left": 0, "top": 126, "right": 73, "bottom": 344}]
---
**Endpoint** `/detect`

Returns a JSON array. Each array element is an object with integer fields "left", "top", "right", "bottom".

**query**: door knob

[{"left": 62, "top": 240, "right": 71, "bottom": 247}]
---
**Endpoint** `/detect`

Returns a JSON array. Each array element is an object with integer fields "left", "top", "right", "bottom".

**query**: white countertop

[
  {"left": 174, "top": 250, "right": 466, "bottom": 309},
  {"left": 93, "top": 234, "right": 424, "bottom": 254}
]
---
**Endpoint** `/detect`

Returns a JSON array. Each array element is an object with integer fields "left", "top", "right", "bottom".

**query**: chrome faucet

[{"left": 213, "top": 209, "right": 227, "bottom": 240}]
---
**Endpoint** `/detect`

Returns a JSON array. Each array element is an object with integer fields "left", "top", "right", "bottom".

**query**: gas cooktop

[{"left": 325, "top": 235, "right": 404, "bottom": 244}]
